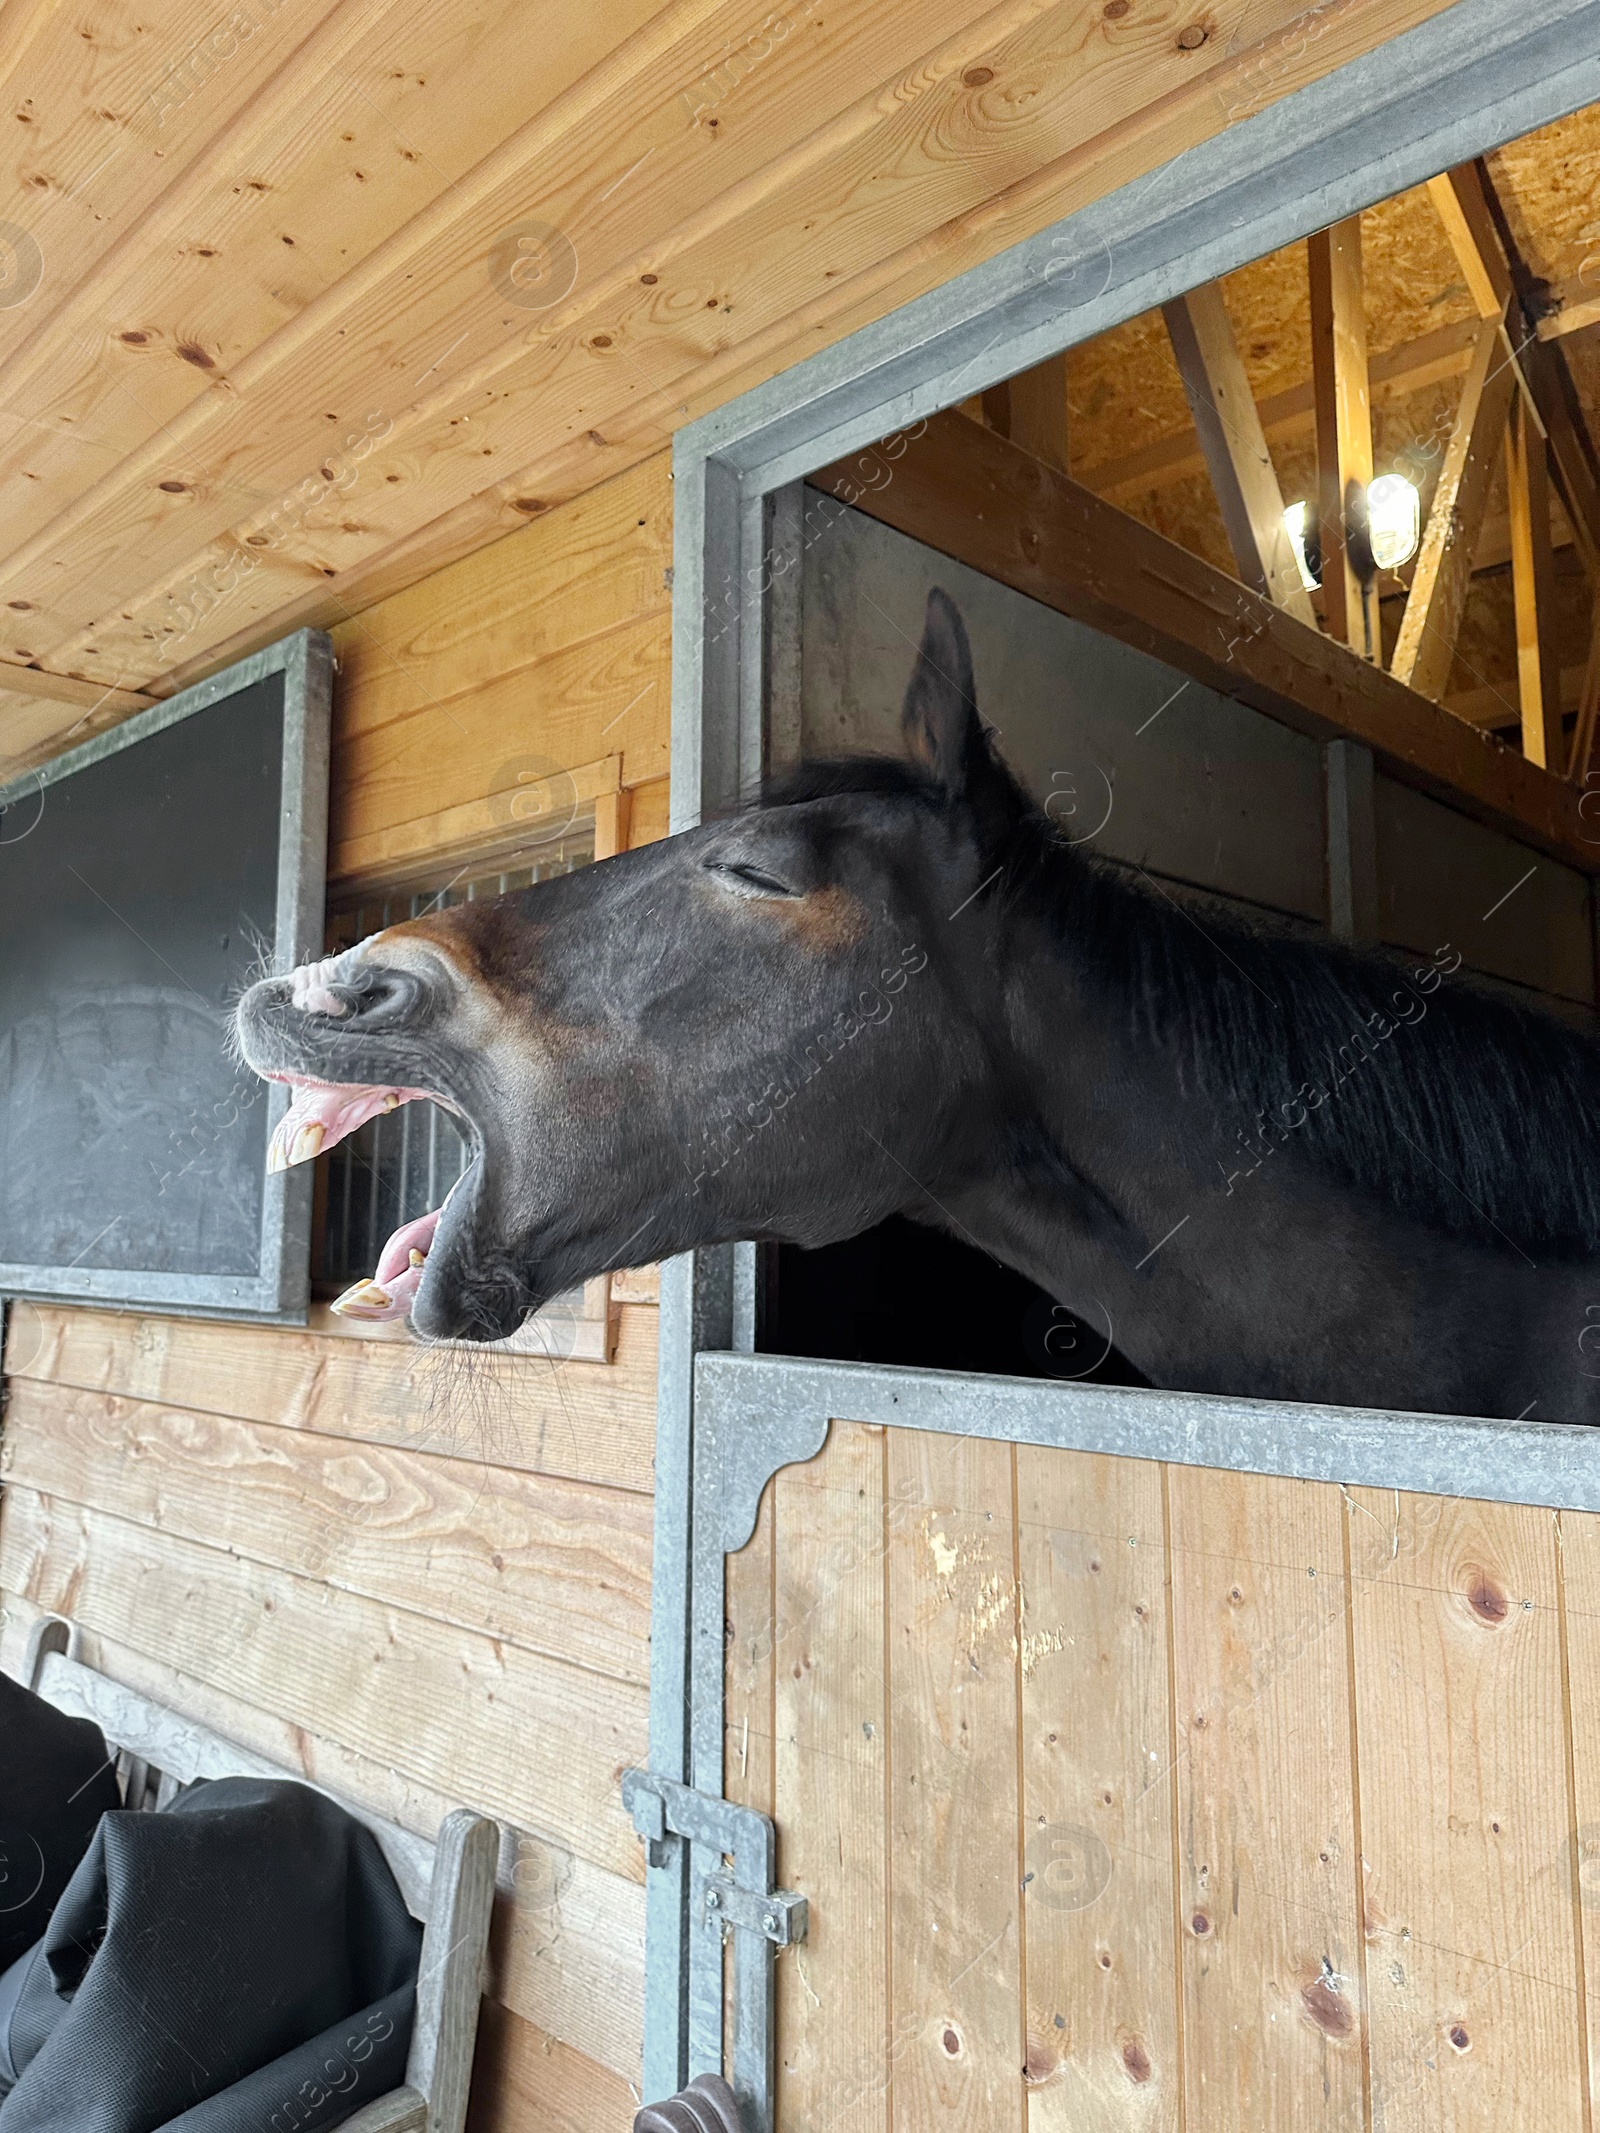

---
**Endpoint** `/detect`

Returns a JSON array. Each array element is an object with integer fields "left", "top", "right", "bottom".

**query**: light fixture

[
  {"left": 1283, "top": 499, "right": 1320, "bottom": 591},
  {"left": 1365, "top": 473, "right": 1421, "bottom": 571}
]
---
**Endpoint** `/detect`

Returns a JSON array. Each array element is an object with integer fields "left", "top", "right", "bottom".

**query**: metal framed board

[{"left": 0, "top": 629, "right": 331, "bottom": 1321}]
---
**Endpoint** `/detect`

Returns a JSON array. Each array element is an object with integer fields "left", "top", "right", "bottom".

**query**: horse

[{"left": 236, "top": 590, "right": 1600, "bottom": 1423}]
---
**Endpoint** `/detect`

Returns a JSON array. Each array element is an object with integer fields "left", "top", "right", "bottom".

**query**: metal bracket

[
  {"left": 624, "top": 1768, "right": 807, "bottom": 2130},
  {"left": 623, "top": 1769, "right": 808, "bottom": 1946},
  {"left": 702, "top": 1875, "right": 807, "bottom": 1948}
]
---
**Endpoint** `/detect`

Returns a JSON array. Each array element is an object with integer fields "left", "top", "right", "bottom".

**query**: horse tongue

[{"left": 330, "top": 1206, "right": 443, "bottom": 1323}]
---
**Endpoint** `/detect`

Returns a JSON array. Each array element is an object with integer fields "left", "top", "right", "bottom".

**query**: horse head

[{"left": 236, "top": 591, "right": 1030, "bottom": 1342}]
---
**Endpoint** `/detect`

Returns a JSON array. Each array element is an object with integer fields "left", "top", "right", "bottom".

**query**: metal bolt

[
  {"left": 763, "top": 1911, "right": 779, "bottom": 1934},
  {"left": 705, "top": 1887, "right": 722, "bottom": 1910}
]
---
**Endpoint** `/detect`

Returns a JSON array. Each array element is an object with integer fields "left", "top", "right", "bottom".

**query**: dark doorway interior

[{"left": 764, "top": 1215, "right": 1149, "bottom": 1385}]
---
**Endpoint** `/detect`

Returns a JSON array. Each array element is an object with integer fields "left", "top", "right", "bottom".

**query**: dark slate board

[{"left": 0, "top": 641, "right": 328, "bottom": 1316}]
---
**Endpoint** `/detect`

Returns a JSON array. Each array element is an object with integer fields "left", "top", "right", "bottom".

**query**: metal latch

[
  {"left": 702, "top": 1873, "right": 806, "bottom": 1946},
  {"left": 622, "top": 1769, "right": 809, "bottom": 1948}
]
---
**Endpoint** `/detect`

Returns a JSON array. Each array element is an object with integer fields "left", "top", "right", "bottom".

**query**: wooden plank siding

[
  {"left": 0, "top": 466, "right": 675, "bottom": 2117},
  {"left": 733, "top": 1422, "right": 1600, "bottom": 2132}
]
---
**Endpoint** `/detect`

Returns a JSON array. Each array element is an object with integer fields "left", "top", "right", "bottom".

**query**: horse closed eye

[{"left": 708, "top": 861, "right": 798, "bottom": 898}]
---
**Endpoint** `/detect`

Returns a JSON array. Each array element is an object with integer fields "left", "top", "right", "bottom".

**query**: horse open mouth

[{"left": 265, "top": 1071, "right": 462, "bottom": 1323}]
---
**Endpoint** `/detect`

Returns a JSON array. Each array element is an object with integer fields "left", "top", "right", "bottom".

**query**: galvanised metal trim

[
  {"left": 695, "top": 1353, "right": 1600, "bottom": 1519},
  {"left": 651, "top": 7, "right": 1600, "bottom": 2123},
  {"left": 0, "top": 629, "right": 331, "bottom": 1322}
]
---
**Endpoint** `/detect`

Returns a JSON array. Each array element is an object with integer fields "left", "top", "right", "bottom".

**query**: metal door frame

[{"left": 642, "top": 5, "right": 1600, "bottom": 2118}]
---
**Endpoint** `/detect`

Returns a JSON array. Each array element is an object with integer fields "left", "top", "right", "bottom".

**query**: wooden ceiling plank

[
  {"left": 0, "top": 0, "right": 670, "bottom": 580},
  {"left": 7, "top": 0, "right": 1452, "bottom": 680},
  {"left": 0, "top": 0, "right": 1030, "bottom": 648},
  {"left": 1505, "top": 392, "right": 1564, "bottom": 770},
  {"left": 1308, "top": 217, "right": 1378, "bottom": 658},
  {"left": 16, "top": 0, "right": 1466, "bottom": 700},
  {"left": 0, "top": 0, "right": 350, "bottom": 377},
  {"left": 813, "top": 407, "right": 1590, "bottom": 869},
  {"left": 1161, "top": 283, "right": 1316, "bottom": 624},
  {"left": 1389, "top": 311, "right": 1517, "bottom": 703}
]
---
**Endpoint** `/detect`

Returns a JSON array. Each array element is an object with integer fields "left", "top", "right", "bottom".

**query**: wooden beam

[
  {"left": 1003, "top": 354, "right": 1070, "bottom": 474},
  {"left": 814, "top": 409, "right": 1592, "bottom": 870},
  {"left": 1389, "top": 312, "right": 1517, "bottom": 702},
  {"left": 1078, "top": 319, "right": 1480, "bottom": 504},
  {"left": 979, "top": 382, "right": 1011, "bottom": 434},
  {"left": 1520, "top": 341, "right": 1600, "bottom": 582},
  {"left": 1429, "top": 159, "right": 1600, "bottom": 581},
  {"left": 1536, "top": 285, "right": 1600, "bottom": 342},
  {"left": 1161, "top": 285, "right": 1316, "bottom": 624},
  {"left": 0, "top": 662, "right": 156, "bottom": 716},
  {"left": 1308, "top": 219, "right": 1378, "bottom": 658},
  {"left": 1569, "top": 609, "right": 1600, "bottom": 788},
  {"left": 1426, "top": 167, "right": 1513, "bottom": 320},
  {"left": 1448, "top": 662, "right": 1586, "bottom": 734},
  {"left": 1506, "top": 392, "right": 1563, "bottom": 770}
]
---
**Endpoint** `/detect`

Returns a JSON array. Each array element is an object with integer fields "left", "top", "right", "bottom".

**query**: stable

[{"left": 3, "top": 4, "right": 1600, "bottom": 2129}]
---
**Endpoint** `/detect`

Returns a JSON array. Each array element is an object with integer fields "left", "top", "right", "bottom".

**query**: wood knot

[
  {"left": 1023, "top": 2040, "right": 1057, "bottom": 2085},
  {"left": 1301, "top": 1976, "right": 1353, "bottom": 2038},
  {"left": 962, "top": 65, "right": 994, "bottom": 86},
  {"left": 1122, "top": 2037, "right": 1152, "bottom": 2083},
  {"left": 1177, "top": 22, "right": 1209, "bottom": 47},
  {"left": 941, "top": 2025, "right": 962, "bottom": 2058},
  {"left": 176, "top": 340, "right": 215, "bottom": 369},
  {"left": 1464, "top": 1566, "right": 1509, "bottom": 1623},
  {"left": 1191, "top": 1912, "right": 1211, "bottom": 1937},
  {"left": 1449, "top": 2025, "right": 1471, "bottom": 2052}
]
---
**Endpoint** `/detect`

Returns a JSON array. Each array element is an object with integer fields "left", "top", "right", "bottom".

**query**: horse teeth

[
  {"left": 382, "top": 1093, "right": 400, "bottom": 1112},
  {"left": 409, "top": 1249, "right": 427, "bottom": 1268},
  {"left": 289, "top": 1121, "right": 325, "bottom": 1167},
  {"left": 330, "top": 1278, "right": 393, "bottom": 1318}
]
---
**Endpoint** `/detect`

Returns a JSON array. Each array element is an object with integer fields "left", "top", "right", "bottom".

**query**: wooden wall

[
  {"left": 0, "top": 457, "right": 676, "bottom": 2126},
  {"left": 728, "top": 1419, "right": 1600, "bottom": 2130}
]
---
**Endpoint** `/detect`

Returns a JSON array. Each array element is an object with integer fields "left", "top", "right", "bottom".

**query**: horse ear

[
  {"left": 902, "top": 587, "right": 980, "bottom": 796},
  {"left": 902, "top": 589, "right": 1024, "bottom": 844}
]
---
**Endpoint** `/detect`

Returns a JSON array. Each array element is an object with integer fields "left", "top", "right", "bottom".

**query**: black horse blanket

[{"left": 0, "top": 1676, "right": 421, "bottom": 2132}]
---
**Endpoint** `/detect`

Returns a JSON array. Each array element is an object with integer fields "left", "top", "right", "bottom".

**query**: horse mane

[{"left": 764, "top": 753, "right": 1600, "bottom": 1259}]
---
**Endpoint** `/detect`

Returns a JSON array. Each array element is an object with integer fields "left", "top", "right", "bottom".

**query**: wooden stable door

[{"left": 725, "top": 1421, "right": 1600, "bottom": 2130}]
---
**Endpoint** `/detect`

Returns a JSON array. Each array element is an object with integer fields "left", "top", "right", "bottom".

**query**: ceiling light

[
  {"left": 1365, "top": 473, "right": 1421, "bottom": 571},
  {"left": 1283, "top": 500, "right": 1320, "bottom": 591}
]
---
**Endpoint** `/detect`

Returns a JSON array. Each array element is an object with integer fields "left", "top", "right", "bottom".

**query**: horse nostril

[{"left": 338, "top": 968, "right": 426, "bottom": 1026}]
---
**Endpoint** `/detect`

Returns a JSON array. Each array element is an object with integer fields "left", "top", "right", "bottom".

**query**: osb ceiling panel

[
  {"left": 0, "top": 0, "right": 1468, "bottom": 771},
  {"left": 1490, "top": 101, "right": 1600, "bottom": 299}
]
